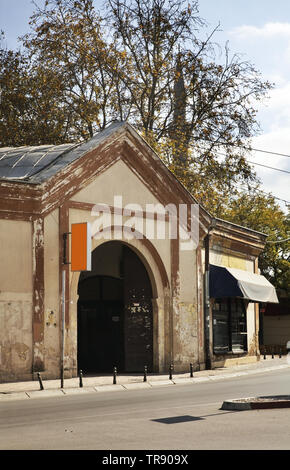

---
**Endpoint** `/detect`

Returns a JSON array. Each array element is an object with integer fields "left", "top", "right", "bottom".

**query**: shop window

[
  {"left": 231, "top": 299, "right": 247, "bottom": 352},
  {"left": 213, "top": 299, "right": 247, "bottom": 354}
]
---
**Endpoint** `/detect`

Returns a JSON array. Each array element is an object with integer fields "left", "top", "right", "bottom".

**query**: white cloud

[
  {"left": 252, "top": 128, "right": 290, "bottom": 163},
  {"left": 257, "top": 81, "right": 290, "bottom": 129},
  {"left": 230, "top": 22, "right": 290, "bottom": 39},
  {"left": 250, "top": 128, "right": 290, "bottom": 207},
  {"left": 270, "top": 83, "right": 290, "bottom": 110},
  {"left": 264, "top": 74, "right": 287, "bottom": 87},
  {"left": 228, "top": 22, "right": 290, "bottom": 90}
]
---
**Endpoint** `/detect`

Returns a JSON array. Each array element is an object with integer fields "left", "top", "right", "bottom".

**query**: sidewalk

[{"left": 1, "top": 356, "right": 289, "bottom": 401}]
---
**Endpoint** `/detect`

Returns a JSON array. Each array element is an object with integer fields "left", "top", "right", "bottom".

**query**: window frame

[{"left": 212, "top": 298, "right": 248, "bottom": 355}]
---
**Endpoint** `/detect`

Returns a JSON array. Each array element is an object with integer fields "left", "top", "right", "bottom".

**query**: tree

[
  {"left": 106, "top": 0, "right": 203, "bottom": 134},
  {"left": 20, "top": 0, "right": 130, "bottom": 141},
  {"left": 3, "top": 1, "right": 272, "bottom": 173},
  {"left": 0, "top": 39, "right": 28, "bottom": 146},
  {"left": 222, "top": 189, "right": 290, "bottom": 294},
  {"left": 0, "top": 32, "right": 71, "bottom": 146},
  {"left": 0, "top": 0, "right": 274, "bottom": 196},
  {"left": 105, "top": 0, "right": 272, "bottom": 210}
]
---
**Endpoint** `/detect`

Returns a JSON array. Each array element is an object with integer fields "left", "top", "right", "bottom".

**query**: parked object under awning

[{"left": 209, "top": 264, "right": 278, "bottom": 303}]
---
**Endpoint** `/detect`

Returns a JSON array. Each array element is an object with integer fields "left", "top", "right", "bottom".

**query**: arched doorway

[{"left": 77, "top": 241, "right": 153, "bottom": 373}]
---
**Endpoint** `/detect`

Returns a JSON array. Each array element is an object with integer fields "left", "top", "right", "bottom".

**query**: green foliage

[
  {"left": 0, "top": 32, "right": 71, "bottom": 145},
  {"left": 222, "top": 190, "right": 290, "bottom": 294},
  {"left": 21, "top": 0, "right": 127, "bottom": 139}
]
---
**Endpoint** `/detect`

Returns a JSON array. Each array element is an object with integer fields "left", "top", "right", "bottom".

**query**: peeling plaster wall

[
  {"left": 209, "top": 250, "right": 253, "bottom": 271},
  {"left": 72, "top": 159, "right": 171, "bottom": 275},
  {"left": 67, "top": 159, "right": 200, "bottom": 373},
  {"left": 66, "top": 158, "right": 182, "bottom": 373},
  {"left": 67, "top": 213, "right": 172, "bottom": 374},
  {"left": 0, "top": 219, "right": 33, "bottom": 381},
  {"left": 68, "top": 159, "right": 203, "bottom": 373},
  {"left": 246, "top": 302, "right": 257, "bottom": 355},
  {"left": 1, "top": 125, "right": 267, "bottom": 380},
  {"left": 173, "top": 247, "right": 199, "bottom": 371},
  {"left": 73, "top": 159, "right": 162, "bottom": 206},
  {"left": 43, "top": 210, "right": 60, "bottom": 378}
]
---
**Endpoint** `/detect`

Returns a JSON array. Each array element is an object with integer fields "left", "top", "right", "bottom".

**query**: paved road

[{"left": 1, "top": 367, "right": 290, "bottom": 451}]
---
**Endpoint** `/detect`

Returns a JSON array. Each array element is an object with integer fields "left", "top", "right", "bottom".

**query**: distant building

[
  {"left": 260, "top": 298, "right": 290, "bottom": 354},
  {"left": 0, "top": 122, "right": 278, "bottom": 382}
]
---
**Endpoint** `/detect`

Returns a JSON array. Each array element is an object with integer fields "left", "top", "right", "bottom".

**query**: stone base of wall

[
  {"left": 213, "top": 355, "right": 258, "bottom": 369},
  {"left": 0, "top": 371, "right": 34, "bottom": 384}
]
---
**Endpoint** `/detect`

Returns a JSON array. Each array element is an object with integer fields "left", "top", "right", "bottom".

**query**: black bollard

[
  {"left": 79, "top": 370, "right": 83, "bottom": 388},
  {"left": 190, "top": 363, "right": 194, "bottom": 378},
  {"left": 113, "top": 366, "right": 117, "bottom": 384},
  {"left": 169, "top": 363, "right": 173, "bottom": 380},
  {"left": 143, "top": 365, "right": 147, "bottom": 382},
  {"left": 37, "top": 372, "right": 44, "bottom": 391},
  {"left": 272, "top": 347, "right": 274, "bottom": 359},
  {"left": 279, "top": 348, "right": 282, "bottom": 359}
]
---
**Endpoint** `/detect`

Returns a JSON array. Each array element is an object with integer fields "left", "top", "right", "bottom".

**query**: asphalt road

[{"left": 1, "top": 367, "right": 290, "bottom": 451}]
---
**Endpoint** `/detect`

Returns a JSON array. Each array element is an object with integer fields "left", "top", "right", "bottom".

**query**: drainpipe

[{"left": 204, "top": 220, "right": 216, "bottom": 370}]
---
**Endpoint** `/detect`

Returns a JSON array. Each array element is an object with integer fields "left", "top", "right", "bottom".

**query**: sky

[{"left": 0, "top": 0, "right": 289, "bottom": 208}]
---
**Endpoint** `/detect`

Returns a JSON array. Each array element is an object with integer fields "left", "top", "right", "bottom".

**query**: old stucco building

[{"left": 0, "top": 122, "right": 277, "bottom": 382}]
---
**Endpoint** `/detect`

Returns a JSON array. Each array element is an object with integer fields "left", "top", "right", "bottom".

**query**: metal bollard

[
  {"left": 169, "top": 363, "right": 173, "bottom": 380},
  {"left": 279, "top": 348, "right": 282, "bottom": 359},
  {"left": 272, "top": 347, "right": 274, "bottom": 359},
  {"left": 113, "top": 366, "right": 117, "bottom": 384},
  {"left": 143, "top": 365, "right": 147, "bottom": 382},
  {"left": 37, "top": 372, "right": 44, "bottom": 391},
  {"left": 190, "top": 363, "right": 194, "bottom": 378},
  {"left": 79, "top": 370, "right": 83, "bottom": 388}
]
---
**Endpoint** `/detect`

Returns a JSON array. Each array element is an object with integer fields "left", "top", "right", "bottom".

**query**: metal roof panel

[{"left": 0, "top": 122, "right": 128, "bottom": 183}]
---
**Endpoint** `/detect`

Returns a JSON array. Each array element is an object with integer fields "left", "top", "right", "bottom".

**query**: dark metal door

[
  {"left": 77, "top": 299, "right": 124, "bottom": 373},
  {"left": 123, "top": 246, "right": 153, "bottom": 372}
]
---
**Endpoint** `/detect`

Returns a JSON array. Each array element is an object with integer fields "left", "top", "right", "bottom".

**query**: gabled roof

[
  {"left": 0, "top": 121, "right": 267, "bottom": 249},
  {"left": 0, "top": 121, "right": 211, "bottom": 232},
  {"left": 0, "top": 121, "right": 125, "bottom": 183}
]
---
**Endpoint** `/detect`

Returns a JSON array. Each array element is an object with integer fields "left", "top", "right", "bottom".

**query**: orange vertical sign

[{"left": 71, "top": 222, "right": 92, "bottom": 271}]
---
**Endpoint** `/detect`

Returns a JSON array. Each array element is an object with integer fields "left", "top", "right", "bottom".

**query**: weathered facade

[
  {"left": 0, "top": 122, "right": 277, "bottom": 382},
  {"left": 207, "top": 219, "right": 268, "bottom": 367}
]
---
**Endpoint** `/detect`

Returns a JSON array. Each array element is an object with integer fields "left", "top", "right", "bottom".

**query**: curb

[
  {"left": 1, "top": 362, "right": 290, "bottom": 401},
  {"left": 94, "top": 385, "right": 125, "bottom": 392},
  {"left": 221, "top": 398, "right": 253, "bottom": 411},
  {"left": 0, "top": 392, "right": 29, "bottom": 401},
  {"left": 221, "top": 395, "right": 290, "bottom": 410},
  {"left": 149, "top": 380, "right": 174, "bottom": 387},
  {"left": 122, "top": 382, "right": 152, "bottom": 390},
  {"left": 26, "top": 390, "right": 65, "bottom": 399},
  {"left": 172, "top": 378, "right": 195, "bottom": 385},
  {"left": 62, "top": 387, "right": 96, "bottom": 395}
]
